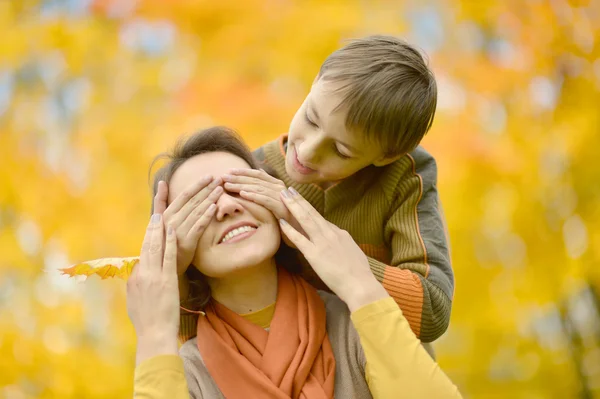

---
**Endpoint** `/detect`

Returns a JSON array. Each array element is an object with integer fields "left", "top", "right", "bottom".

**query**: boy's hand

[
  {"left": 222, "top": 168, "right": 305, "bottom": 246},
  {"left": 153, "top": 177, "right": 222, "bottom": 275},
  {"left": 278, "top": 187, "right": 389, "bottom": 312}
]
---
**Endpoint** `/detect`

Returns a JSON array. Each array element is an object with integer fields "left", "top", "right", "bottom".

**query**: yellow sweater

[{"left": 135, "top": 296, "right": 462, "bottom": 398}]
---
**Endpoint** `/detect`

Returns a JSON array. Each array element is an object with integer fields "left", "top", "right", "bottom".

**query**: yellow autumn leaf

[{"left": 60, "top": 257, "right": 139, "bottom": 280}]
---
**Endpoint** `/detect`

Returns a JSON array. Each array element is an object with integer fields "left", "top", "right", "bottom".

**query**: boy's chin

[{"left": 285, "top": 159, "right": 318, "bottom": 183}]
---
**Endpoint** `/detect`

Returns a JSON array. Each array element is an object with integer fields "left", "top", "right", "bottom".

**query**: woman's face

[{"left": 168, "top": 152, "right": 281, "bottom": 278}]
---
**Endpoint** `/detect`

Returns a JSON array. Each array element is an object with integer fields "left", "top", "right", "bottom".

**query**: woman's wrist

[
  {"left": 339, "top": 278, "right": 390, "bottom": 313},
  {"left": 136, "top": 332, "right": 179, "bottom": 366}
]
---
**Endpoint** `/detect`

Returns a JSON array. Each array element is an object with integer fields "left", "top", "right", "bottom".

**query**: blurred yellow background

[{"left": 1, "top": 0, "right": 599, "bottom": 397}]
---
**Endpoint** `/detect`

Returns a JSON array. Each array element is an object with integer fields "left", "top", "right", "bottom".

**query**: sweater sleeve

[
  {"left": 351, "top": 297, "right": 462, "bottom": 399},
  {"left": 134, "top": 355, "right": 191, "bottom": 399},
  {"left": 368, "top": 147, "right": 454, "bottom": 342}
]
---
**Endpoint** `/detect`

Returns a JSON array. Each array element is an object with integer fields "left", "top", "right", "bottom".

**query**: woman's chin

[{"left": 201, "top": 248, "right": 278, "bottom": 278}]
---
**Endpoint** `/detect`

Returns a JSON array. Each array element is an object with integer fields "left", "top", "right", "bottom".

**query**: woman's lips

[
  {"left": 291, "top": 145, "right": 316, "bottom": 175},
  {"left": 219, "top": 228, "right": 258, "bottom": 245}
]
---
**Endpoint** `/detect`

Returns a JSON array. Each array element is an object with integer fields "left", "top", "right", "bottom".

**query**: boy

[{"left": 171, "top": 35, "right": 453, "bottom": 345}]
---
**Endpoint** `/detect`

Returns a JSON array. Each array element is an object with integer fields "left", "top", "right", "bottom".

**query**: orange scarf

[{"left": 196, "top": 268, "right": 336, "bottom": 399}]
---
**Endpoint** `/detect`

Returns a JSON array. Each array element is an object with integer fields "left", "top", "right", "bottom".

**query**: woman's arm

[
  {"left": 134, "top": 355, "right": 190, "bottom": 399},
  {"left": 351, "top": 297, "right": 461, "bottom": 398},
  {"left": 127, "top": 214, "right": 190, "bottom": 398},
  {"left": 279, "top": 188, "right": 461, "bottom": 398}
]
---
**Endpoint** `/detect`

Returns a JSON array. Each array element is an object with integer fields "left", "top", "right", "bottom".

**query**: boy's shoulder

[
  {"left": 368, "top": 145, "right": 438, "bottom": 198},
  {"left": 252, "top": 134, "right": 284, "bottom": 163}
]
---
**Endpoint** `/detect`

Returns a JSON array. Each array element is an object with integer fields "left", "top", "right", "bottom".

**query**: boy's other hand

[
  {"left": 223, "top": 168, "right": 305, "bottom": 247},
  {"left": 153, "top": 177, "right": 222, "bottom": 275}
]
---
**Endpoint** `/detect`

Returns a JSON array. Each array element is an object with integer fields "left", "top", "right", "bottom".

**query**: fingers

[
  {"left": 167, "top": 176, "right": 222, "bottom": 225},
  {"left": 280, "top": 188, "right": 328, "bottom": 237},
  {"left": 239, "top": 190, "right": 287, "bottom": 218},
  {"left": 140, "top": 214, "right": 158, "bottom": 261},
  {"left": 140, "top": 214, "right": 163, "bottom": 275},
  {"left": 153, "top": 181, "right": 168, "bottom": 214},
  {"left": 186, "top": 203, "right": 217, "bottom": 242},
  {"left": 179, "top": 185, "right": 223, "bottom": 233},
  {"left": 165, "top": 175, "right": 214, "bottom": 218},
  {"left": 223, "top": 181, "right": 281, "bottom": 199},
  {"left": 279, "top": 219, "right": 312, "bottom": 254},
  {"left": 223, "top": 174, "right": 282, "bottom": 191},
  {"left": 162, "top": 225, "right": 178, "bottom": 278},
  {"left": 148, "top": 214, "right": 165, "bottom": 275},
  {"left": 228, "top": 168, "right": 282, "bottom": 185}
]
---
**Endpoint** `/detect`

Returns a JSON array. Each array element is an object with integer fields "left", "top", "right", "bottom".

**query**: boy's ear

[{"left": 372, "top": 153, "right": 404, "bottom": 167}]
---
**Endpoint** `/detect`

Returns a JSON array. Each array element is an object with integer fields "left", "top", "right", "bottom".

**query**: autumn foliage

[{"left": 1, "top": 0, "right": 600, "bottom": 398}]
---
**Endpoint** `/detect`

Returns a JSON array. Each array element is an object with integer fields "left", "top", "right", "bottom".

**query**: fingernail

[
  {"left": 279, "top": 219, "right": 288, "bottom": 225},
  {"left": 288, "top": 187, "right": 299, "bottom": 196},
  {"left": 222, "top": 174, "right": 232, "bottom": 181},
  {"left": 208, "top": 203, "right": 217, "bottom": 212},
  {"left": 167, "top": 225, "right": 174, "bottom": 236},
  {"left": 151, "top": 213, "right": 161, "bottom": 223},
  {"left": 281, "top": 189, "right": 290, "bottom": 199}
]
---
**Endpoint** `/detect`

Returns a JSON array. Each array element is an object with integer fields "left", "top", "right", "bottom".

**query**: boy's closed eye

[
  {"left": 333, "top": 144, "right": 352, "bottom": 160},
  {"left": 304, "top": 110, "right": 354, "bottom": 160},
  {"left": 304, "top": 110, "right": 318, "bottom": 128}
]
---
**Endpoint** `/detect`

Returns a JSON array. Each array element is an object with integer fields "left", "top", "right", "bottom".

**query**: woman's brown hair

[{"left": 149, "top": 126, "right": 299, "bottom": 311}]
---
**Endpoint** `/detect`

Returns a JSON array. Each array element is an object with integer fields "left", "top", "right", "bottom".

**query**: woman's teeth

[{"left": 220, "top": 226, "right": 256, "bottom": 243}]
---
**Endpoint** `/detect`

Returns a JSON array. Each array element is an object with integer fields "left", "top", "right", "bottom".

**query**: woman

[{"left": 128, "top": 127, "right": 461, "bottom": 398}]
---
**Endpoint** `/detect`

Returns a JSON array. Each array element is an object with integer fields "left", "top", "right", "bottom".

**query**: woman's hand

[
  {"left": 127, "top": 214, "right": 180, "bottom": 366},
  {"left": 222, "top": 168, "right": 305, "bottom": 247},
  {"left": 153, "top": 177, "right": 221, "bottom": 275},
  {"left": 278, "top": 187, "right": 389, "bottom": 312}
]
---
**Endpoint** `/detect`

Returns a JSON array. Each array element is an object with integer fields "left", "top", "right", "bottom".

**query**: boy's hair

[
  {"left": 149, "top": 126, "right": 298, "bottom": 311},
  {"left": 318, "top": 35, "right": 437, "bottom": 157}
]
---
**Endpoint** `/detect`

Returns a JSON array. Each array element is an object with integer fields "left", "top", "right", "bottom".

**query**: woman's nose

[{"left": 215, "top": 192, "right": 244, "bottom": 221}]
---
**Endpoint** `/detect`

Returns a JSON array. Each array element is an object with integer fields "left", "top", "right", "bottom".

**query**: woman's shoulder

[
  {"left": 179, "top": 337, "right": 207, "bottom": 375},
  {"left": 317, "top": 290, "right": 350, "bottom": 317},
  {"left": 316, "top": 290, "right": 362, "bottom": 354},
  {"left": 179, "top": 338, "right": 225, "bottom": 398},
  {"left": 180, "top": 337, "right": 200, "bottom": 358},
  {"left": 317, "top": 291, "right": 371, "bottom": 397}
]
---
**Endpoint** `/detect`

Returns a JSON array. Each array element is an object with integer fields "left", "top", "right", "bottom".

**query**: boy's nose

[
  {"left": 215, "top": 193, "right": 244, "bottom": 221},
  {"left": 298, "top": 138, "right": 321, "bottom": 165}
]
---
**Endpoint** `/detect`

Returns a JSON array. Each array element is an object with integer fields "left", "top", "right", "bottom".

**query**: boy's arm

[{"left": 368, "top": 147, "right": 454, "bottom": 343}]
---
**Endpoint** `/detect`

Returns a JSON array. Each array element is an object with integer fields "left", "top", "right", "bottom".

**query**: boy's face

[{"left": 286, "top": 77, "right": 390, "bottom": 184}]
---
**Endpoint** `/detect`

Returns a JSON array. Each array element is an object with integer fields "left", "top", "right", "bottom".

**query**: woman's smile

[{"left": 219, "top": 223, "right": 259, "bottom": 245}]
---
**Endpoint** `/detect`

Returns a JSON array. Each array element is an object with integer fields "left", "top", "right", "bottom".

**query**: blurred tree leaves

[{"left": 0, "top": 0, "right": 599, "bottom": 397}]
